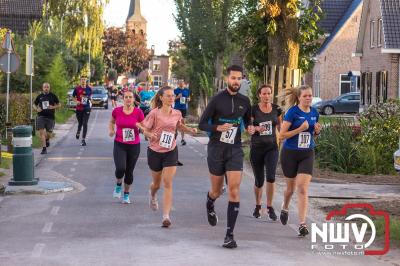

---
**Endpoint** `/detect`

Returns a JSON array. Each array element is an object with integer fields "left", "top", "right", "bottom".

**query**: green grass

[
  {"left": 0, "top": 157, "right": 11, "bottom": 169},
  {"left": 55, "top": 108, "right": 75, "bottom": 124},
  {"left": 375, "top": 216, "right": 400, "bottom": 244},
  {"left": 32, "top": 133, "right": 42, "bottom": 148}
]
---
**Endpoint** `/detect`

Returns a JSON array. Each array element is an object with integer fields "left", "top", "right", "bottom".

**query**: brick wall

[{"left": 312, "top": 5, "right": 362, "bottom": 100}]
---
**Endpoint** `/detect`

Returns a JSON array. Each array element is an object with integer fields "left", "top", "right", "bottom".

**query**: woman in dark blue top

[
  {"left": 248, "top": 85, "right": 282, "bottom": 221},
  {"left": 278, "top": 85, "right": 321, "bottom": 237}
]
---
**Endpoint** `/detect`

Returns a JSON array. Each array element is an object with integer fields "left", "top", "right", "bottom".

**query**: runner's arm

[
  {"left": 198, "top": 99, "right": 218, "bottom": 132},
  {"left": 108, "top": 117, "right": 116, "bottom": 137},
  {"left": 279, "top": 121, "right": 308, "bottom": 140}
]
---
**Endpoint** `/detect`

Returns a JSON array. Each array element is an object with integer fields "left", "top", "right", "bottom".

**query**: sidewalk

[{"left": 0, "top": 116, "right": 81, "bottom": 194}]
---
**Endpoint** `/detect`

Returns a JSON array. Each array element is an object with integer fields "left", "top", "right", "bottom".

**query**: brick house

[
  {"left": 137, "top": 55, "right": 171, "bottom": 87},
  {"left": 312, "top": 0, "right": 363, "bottom": 100},
  {"left": 354, "top": 0, "right": 400, "bottom": 110},
  {"left": 0, "top": 0, "right": 43, "bottom": 34}
]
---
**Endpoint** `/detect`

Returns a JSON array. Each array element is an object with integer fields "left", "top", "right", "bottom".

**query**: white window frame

[
  {"left": 377, "top": 18, "right": 383, "bottom": 47},
  {"left": 314, "top": 73, "right": 320, "bottom": 97},
  {"left": 339, "top": 74, "right": 352, "bottom": 95},
  {"left": 370, "top": 20, "right": 376, "bottom": 48},
  {"left": 153, "top": 75, "right": 163, "bottom": 87}
]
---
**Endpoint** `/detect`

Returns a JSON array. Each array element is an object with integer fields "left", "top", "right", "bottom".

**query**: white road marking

[
  {"left": 57, "top": 193, "right": 65, "bottom": 201},
  {"left": 42, "top": 222, "right": 53, "bottom": 233},
  {"left": 70, "top": 168, "right": 76, "bottom": 172},
  {"left": 31, "top": 243, "right": 45, "bottom": 258},
  {"left": 51, "top": 206, "right": 60, "bottom": 216},
  {"left": 80, "top": 148, "right": 84, "bottom": 151},
  {"left": 77, "top": 152, "right": 82, "bottom": 156},
  {"left": 87, "top": 110, "right": 99, "bottom": 137},
  {"left": 73, "top": 162, "right": 78, "bottom": 166}
]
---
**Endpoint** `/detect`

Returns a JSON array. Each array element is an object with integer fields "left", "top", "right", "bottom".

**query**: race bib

[
  {"left": 180, "top": 97, "right": 186, "bottom": 105},
  {"left": 122, "top": 128, "right": 135, "bottom": 142},
  {"left": 81, "top": 97, "right": 88, "bottom": 105},
  {"left": 159, "top": 131, "right": 174, "bottom": 149},
  {"left": 144, "top": 100, "right": 151, "bottom": 106},
  {"left": 220, "top": 127, "right": 238, "bottom": 144},
  {"left": 111, "top": 93, "right": 116, "bottom": 97},
  {"left": 259, "top": 121, "right": 272, "bottom": 136},
  {"left": 42, "top": 101, "right": 50, "bottom": 110},
  {"left": 298, "top": 132, "right": 311, "bottom": 149}
]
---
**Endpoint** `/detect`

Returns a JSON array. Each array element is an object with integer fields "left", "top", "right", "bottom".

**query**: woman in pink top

[
  {"left": 137, "top": 86, "right": 197, "bottom": 228},
  {"left": 109, "top": 91, "right": 144, "bottom": 204}
]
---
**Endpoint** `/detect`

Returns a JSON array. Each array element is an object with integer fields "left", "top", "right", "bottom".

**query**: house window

[
  {"left": 152, "top": 60, "right": 161, "bottom": 71},
  {"left": 153, "top": 75, "right": 163, "bottom": 87},
  {"left": 382, "top": 71, "right": 388, "bottom": 102},
  {"left": 361, "top": 72, "right": 366, "bottom": 105},
  {"left": 367, "top": 72, "right": 373, "bottom": 104},
  {"left": 377, "top": 19, "right": 383, "bottom": 47},
  {"left": 376, "top": 72, "right": 381, "bottom": 103},
  {"left": 370, "top": 20, "right": 376, "bottom": 48},
  {"left": 340, "top": 74, "right": 351, "bottom": 94}
]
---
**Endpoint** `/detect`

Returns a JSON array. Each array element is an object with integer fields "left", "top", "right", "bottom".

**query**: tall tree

[
  {"left": 102, "top": 27, "right": 151, "bottom": 76},
  {"left": 259, "top": 0, "right": 323, "bottom": 70}
]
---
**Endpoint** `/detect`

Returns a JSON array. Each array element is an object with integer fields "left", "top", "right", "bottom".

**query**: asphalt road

[{"left": 0, "top": 108, "right": 392, "bottom": 266}]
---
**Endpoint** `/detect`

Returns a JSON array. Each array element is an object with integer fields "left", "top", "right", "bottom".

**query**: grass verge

[
  {"left": 55, "top": 108, "right": 75, "bottom": 124},
  {"left": 375, "top": 216, "right": 400, "bottom": 245},
  {"left": 0, "top": 156, "right": 11, "bottom": 169}
]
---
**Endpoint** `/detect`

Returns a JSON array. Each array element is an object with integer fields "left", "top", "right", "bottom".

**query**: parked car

[
  {"left": 313, "top": 92, "right": 360, "bottom": 115},
  {"left": 312, "top": 97, "right": 323, "bottom": 106},
  {"left": 91, "top": 86, "right": 109, "bottom": 109}
]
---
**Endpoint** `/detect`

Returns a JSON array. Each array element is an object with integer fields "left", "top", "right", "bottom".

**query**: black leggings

[
  {"left": 250, "top": 146, "right": 279, "bottom": 188},
  {"left": 113, "top": 141, "right": 140, "bottom": 185},
  {"left": 76, "top": 110, "right": 91, "bottom": 139}
]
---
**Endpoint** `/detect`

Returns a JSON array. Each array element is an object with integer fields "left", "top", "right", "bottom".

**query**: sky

[{"left": 103, "top": 0, "right": 180, "bottom": 55}]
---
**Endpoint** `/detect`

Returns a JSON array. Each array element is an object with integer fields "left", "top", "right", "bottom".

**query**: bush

[
  {"left": 316, "top": 119, "right": 361, "bottom": 173},
  {"left": 0, "top": 93, "right": 32, "bottom": 136},
  {"left": 358, "top": 100, "right": 400, "bottom": 173},
  {"left": 316, "top": 100, "right": 400, "bottom": 175}
]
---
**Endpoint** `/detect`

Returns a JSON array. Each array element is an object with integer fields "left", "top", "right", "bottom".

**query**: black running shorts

[
  {"left": 147, "top": 147, "right": 178, "bottom": 172},
  {"left": 207, "top": 143, "right": 244, "bottom": 176},
  {"left": 280, "top": 147, "right": 314, "bottom": 178}
]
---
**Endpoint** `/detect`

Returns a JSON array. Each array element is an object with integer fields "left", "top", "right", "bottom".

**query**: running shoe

[
  {"left": 46, "top": 139, "right": 50, "bottom": 147},
  {"left": 162, "top": 216, "right": 171, "bottom": 228},
  {"left": 181, "top": 139, "right": 187, "bottom": 146},
  {"left": 280, "top": 209, "right": 289, "bottom": 225},
  {"left": 122, "top": 193, "right": 131, "bottom": 204},
  {"left": 207, "top": 204, "right": 218, "bottom": 226},
  {"left": 76, "top": 132, "right": 80, "bottom": 140},
  {"left": 113, "top": 186, "right": 122, "bottom": 199},
  {"left": 149, "top": 190, "right": 159, "bottom": 211},
  {"left": 298, "top": 224, "right": 309, "bottom": 237},
  {"left": 222, "top": 235, "right": 237, "bottom": 249},
  {"left": 177, "top": 160, "right": 183, "bottom": 166},
  {"left": 253, "top": 206, "right": 261, "bottom": 219},
  {"left": 81, "top": 139, "right": 87, "bottom": 146},
  {"left": 40, "top": 147, "right": 47, "bottom": 155},
  {"left": 267, "top": 206, "right": 278, "bottom": 221}
]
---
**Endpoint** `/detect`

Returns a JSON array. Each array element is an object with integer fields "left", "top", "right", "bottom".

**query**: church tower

[{"left": 126, "top": 0, "right": 147, "bottom": 36}]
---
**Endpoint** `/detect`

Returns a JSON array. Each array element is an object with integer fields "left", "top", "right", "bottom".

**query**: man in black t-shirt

[{"left": 34, "top": 83, "right": 60, "bottom": 154}]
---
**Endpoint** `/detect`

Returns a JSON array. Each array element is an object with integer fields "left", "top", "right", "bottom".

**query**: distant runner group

[{"left": 37, "top": 65, "right": 320, "bottom": 249}]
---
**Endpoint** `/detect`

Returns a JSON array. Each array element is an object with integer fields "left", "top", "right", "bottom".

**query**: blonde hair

[
  {"left": 277, "top": 85, "right": 312, "bottom": 111},
  {"left": 150, "top": 86, "right": 173, "bottom": 109}
]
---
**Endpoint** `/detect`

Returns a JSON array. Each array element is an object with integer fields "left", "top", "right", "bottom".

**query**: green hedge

[{"left": 0, "top": 93, "right": 33, "bottom": 136}]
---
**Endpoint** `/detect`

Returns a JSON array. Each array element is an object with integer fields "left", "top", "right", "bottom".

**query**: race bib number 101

[
  {"left": 220, "top": 127, "right": 238, "bottom": 144},
  {"left": 298, "top": 132, "right": 311, "bottom": 149},
  {"left": 159, "top": 131, "right": 174, "bottom": 149}
]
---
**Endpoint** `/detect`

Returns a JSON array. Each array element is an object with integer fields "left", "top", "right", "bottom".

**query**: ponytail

[
  {"left": 150, "top": 86, "right": 174, "bottom": 109},
  {"left": 277, "top": 85, "right": 312, "bottom": 111}
]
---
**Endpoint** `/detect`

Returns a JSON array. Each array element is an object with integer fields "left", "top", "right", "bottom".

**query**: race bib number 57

[
  {"left": 298, "top": 132, "right": 311, "bottom": 149},
  {"left": 159, "top": 131, "right": 174, "bottom": 149},
  {"left": 220, "top": 127, "right": 238, "bottom": 144}
]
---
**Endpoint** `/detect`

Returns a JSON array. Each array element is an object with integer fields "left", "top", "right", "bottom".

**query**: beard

[{"left": 228, "top": 83, "right": 240, "bottom": 93}]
